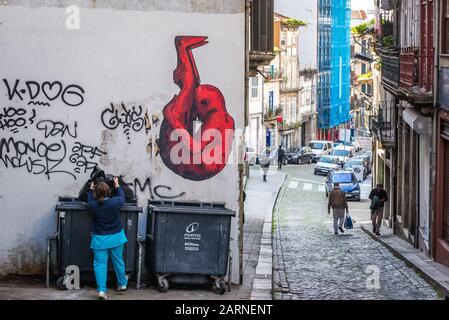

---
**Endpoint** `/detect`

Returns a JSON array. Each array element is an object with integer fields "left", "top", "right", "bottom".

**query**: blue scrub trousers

[
  {"left": 93, "top": 245, "right": 128, "bottom": 293},
  {"left": 91, "top": 229, "right": 128, "bottom": 293}
]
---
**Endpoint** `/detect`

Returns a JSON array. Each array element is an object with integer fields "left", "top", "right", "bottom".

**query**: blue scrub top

[{"left": 90, "top": 228, "right": 128, "bottom": 250}]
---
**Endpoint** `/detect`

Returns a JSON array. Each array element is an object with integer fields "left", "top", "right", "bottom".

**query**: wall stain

[{"left": 6, "top": 241, "right": 45, "bottom": 275}]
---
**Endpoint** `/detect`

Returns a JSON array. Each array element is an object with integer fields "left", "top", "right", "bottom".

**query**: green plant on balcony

[
  {"left": 357, "top": 70, "right": 373, "bottom": 82},
  {"left": 382, "top": 35, "right": 394, "bottom": 48},
  {"left": 274, "top": 107, "right": 283, "bottom": 116},
  {"left": 351, "top": 18, "right": 375, "bottom": 36},
  {"left": 284, "top": 19, "right": 307, "bottom": 28}
]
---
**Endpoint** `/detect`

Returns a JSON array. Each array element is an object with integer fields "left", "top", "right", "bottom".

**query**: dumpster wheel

[
  {"left": 157, "top": 276, "right": 169, "bottom": 293},
  {"left": 56, "top": 276, "right": 68, "bottom": 290},
  {"left": 213, "top": 279, "right": 227, "bottom": 295}
]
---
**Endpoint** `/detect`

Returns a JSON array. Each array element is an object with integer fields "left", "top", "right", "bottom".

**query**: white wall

[
  {"left": 0, "top": 3, "right": 244, "bottom": 282},
  {"left": 248, "top": 75, "right": 264, "bottom": 153}
]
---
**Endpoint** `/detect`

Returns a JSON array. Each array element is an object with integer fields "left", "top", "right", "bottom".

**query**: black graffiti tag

[
  {"left": 69, "top": 142, "right": 107, "bottom": 174},
  {"left": 101, "top": 103, "right": 146, "bottom": 144},
  {"left": 2, "top": 79, "right": 85, "bottom": 107},
  {"left": 36, "top": 120, "right": 78, "bottom": 139},
  {"left": 0, "top": 137, "right": 75, "bottom": 179},
  {"left": 127, "top": 177, "right": 186, "bottom": 200},
  {"left": 0, "top": 107, "right": 36, "bottom": 134}
]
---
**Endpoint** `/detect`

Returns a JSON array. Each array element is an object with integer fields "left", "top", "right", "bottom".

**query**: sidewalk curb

[
  {"left": 360, "top": 224, "right": 449, "bottom": 299},
  {"left": 250, "top": 172, "right": 287, "bottom": 300},
  {"left": 271, "top": 174, "right": 290, "bottom": 300}
]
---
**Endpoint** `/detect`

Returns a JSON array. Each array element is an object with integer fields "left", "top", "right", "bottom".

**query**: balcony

[
  {"left": 379, "top": 47, "right": 400, "bottom": 93},
  {"left": 249, "top": 0, "right": 276, "bottom": 76},
  {"left": 280, "top": 82, "right": 300, "bottom": 93},
  {"left": 262, "top": 67, "right": 282, "bottom": 81},
  {"left": 398, "top": 47, "right": 434, "bottom": 105},
  {"left": 370, "top": 104, "right": 395, "bottom": 147}
]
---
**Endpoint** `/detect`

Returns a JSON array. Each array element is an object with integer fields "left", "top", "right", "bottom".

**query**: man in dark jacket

[
  {"left": 369, "top": 184, "right": 388, "bottom": 236},
  {"left": 277, "top": 145, "right": 285, "bottom": 170},
  {"left": 328, "top": 183, "right": 349, "bottom": 235}
]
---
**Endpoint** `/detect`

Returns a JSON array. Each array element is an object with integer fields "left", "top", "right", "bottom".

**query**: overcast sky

[
  {"left": 351, "top": 0, "right": 374, "bottom": 11},
  {"left": 276, "top": 0, "right": 374, "bottom": 14}
]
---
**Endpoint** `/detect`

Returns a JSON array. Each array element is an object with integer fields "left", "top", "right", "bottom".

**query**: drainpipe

[{"left": 429, "top": 0, "right": 440, "bottom": 259}]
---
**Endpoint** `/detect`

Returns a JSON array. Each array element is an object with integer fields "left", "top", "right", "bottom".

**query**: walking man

[
  {"left": 277, "top": 145, "right": 285, "bottom": 170},
  {"left": 260, "top": 149, "right": 271, "bottom": 182},
  {"left": 369, "top": 184, "right": 388, "bottom": 236},
  {"left": 328, "top": 182, "right": 349, "bottom": 235}
]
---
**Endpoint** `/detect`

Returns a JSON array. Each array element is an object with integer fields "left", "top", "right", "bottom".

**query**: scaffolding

[{"left": 317, "top": 0, "right": 351, "bottom": 130}]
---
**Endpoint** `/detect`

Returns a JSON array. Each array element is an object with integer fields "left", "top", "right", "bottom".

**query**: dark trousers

[{"left": 278, "top": 159, "right": 283, "bottom": 169}]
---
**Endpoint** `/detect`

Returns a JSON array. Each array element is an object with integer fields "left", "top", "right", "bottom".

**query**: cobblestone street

[{"left": 273, "top": 163, "right": 441, "bottom": 300}]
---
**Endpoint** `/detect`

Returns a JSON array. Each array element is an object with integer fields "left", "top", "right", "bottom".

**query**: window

[
  {"left": 361, "top": 63, "right": 366, "bottom": 74},
  {"left": 291, "top": 100, "right": 297, "bottom": 122},
  {"left": 445, "top": 0, "right": 449, "bottom": 53},
  {"left": 251, "top": 77, "right": 258, "bottom": 98},
  {"left": 362, "top": 84, "right": 367, "bottom": 93},
  {"left": 281, "top": 31, "right": 286, "bottom": 46}
]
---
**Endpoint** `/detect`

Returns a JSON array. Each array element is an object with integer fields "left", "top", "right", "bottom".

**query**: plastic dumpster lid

[
  {"left": 56, "top": 197, "right": 142, "bottom": 212},
  {"left": 148, "top": 200, "right": 236, "bottom": 216}
]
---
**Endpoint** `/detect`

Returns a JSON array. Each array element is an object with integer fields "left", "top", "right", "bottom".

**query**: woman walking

[{"left": 88, "top": 177, "right": 128, "bottom": 299}]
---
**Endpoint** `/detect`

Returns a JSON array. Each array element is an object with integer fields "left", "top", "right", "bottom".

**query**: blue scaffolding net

[{"left": 317, "top": 0, "right": 351, "bottom": 129}]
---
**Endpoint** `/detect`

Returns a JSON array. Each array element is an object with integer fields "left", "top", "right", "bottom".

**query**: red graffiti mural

[{"left": 159, "top": 36, "right": 235, "bottom": 181}]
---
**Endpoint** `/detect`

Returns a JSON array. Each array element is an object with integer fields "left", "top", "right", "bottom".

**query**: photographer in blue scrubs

[{"left": 88, "top": 177, "right": 128, "bottom": 299}]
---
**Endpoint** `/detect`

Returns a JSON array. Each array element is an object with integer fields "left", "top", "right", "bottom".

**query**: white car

[
  {"left": 314, "top": 156, "right": 341, "bottom": 175},
  {"left": 246, "top": 146, "right": 257, "bottom": 165},
  {"left": 331, "top": 145, "right": 354, "bottom": 164},
  {"left": 351, "top": 140, "right": 362, "bottom": 152},
  {"left": 343, "top": 158, "right": 366, "bottom": 182},
  {"left": 308, "top": 140, "right": 334, "bottom": 162}
]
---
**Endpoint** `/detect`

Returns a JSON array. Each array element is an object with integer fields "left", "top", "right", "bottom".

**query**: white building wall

[
  {"left": 0, "top": 1, "right": 245, "bottom": 282},
  {"left": 248, "top": 75, "right": 264, "bottom": 153}
]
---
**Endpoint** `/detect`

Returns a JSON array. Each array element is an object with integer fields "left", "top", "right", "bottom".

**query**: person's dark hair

[
  {"left": 377, "top": 184, "right": 383, "bottom": 188},
  {"left": 334, "top": 182, "right": 340, "bottom": 187},
  {"left": 94, "top": 182, "right": 110, "bottom": 204}
]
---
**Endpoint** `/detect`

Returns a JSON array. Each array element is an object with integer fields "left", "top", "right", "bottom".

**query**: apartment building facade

[{"left": 371, "top": 0, "right": 449, "bottom": 267}]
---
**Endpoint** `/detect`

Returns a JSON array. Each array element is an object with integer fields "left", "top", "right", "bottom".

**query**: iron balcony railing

[
  {"left": 379, "top": 47, "right": 400, "bottom": 92},
  {"left": 370, "top": 104, "right": 395, "bottom": 146}
]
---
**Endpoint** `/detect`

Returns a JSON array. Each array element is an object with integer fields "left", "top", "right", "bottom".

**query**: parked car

[
  {"left": 334, "top": 140, "right": 357, "bottom": 154},
  {"left": 351, "top": 139, "right": 362, "bottom": 152},
  {"left": 308, "top": 140, "right": 334, "bottom": 162},
  {"left": 325, "top": 170, "right": 361, "bottom": 201},
  {"left": 353, "top": 154, "right": 371, "bottom": 175},
  {"left": 330, "top": 145, "right": 354, "bottom": 164},
  {"left": 286, "top": 146, "right": 314, "bottom": 164},
  {"left": 314, "top": 156, "right": 341, "bottom": 175},
  {"left": 246, "top": 146, "right": 257, "bottom": 165},
  {"left": 343, "top": 158, "right": 367, "bottom": 182}
]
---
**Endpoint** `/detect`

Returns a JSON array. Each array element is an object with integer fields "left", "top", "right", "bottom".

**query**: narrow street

[{"left": 271, "top": 163, "right": 441, "bottom": 300}]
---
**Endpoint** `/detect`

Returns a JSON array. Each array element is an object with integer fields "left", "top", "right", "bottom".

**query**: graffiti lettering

[
  {"left": 101, "top": 103, "right": 146, "bottom": 144},
  {"left": 0, "top": 107, "right": 36, "bottom": 134},
  {"left": 69, "top": 142, "right": 107, "bottom": 174},
  {"left": 127, "top": 177, "right": 185, "bottom": 200},
  {"left": 0, "top": 137, "right": 75, "bottom": 179},
  {"left": 154, "top": 185, "right": 186, "bottom": 199},
  {"left": 2, "top": 79, "right": 85, "bottom": 107},
  {"left": 36, "top": 120, "right": 78, "bottom": 139}
]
